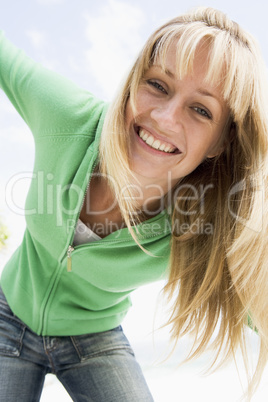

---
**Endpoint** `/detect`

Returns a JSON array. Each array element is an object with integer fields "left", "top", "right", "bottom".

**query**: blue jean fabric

[{"left": 0, "top": 287, "right": 154, "bottom": 401}]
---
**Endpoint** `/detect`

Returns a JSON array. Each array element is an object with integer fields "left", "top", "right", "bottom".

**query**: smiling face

[{"left": 125, "top": 41, "right": 230, "bottom": 188}]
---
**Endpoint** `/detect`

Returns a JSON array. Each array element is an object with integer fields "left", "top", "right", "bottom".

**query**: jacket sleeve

[
  {"left": 0, "top": 30, "right": 103, "bottom": 138},
  {"left": 247, "top": 313, "right": 258, "bottom": 334}
]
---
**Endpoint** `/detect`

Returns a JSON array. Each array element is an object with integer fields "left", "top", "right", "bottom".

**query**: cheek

[
  {"left": 207, "top": 127, "right": 226, "bottom": 154},
  {"left": 125, "top": 100, "right": 134, "bottom": 130},
  {"left": 188, "top": 129, "right": 221, "bottom": 160},
  {"left": 133, "top": 88, "right": 155, "bottom": 115}
]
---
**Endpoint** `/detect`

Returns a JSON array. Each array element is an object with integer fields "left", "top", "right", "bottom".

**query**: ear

[{"left": 206, "top": 122, "right": 236, "bottom": 159}]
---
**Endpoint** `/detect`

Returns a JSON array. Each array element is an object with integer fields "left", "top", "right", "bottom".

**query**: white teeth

[
  {"left": 152, "top": 140, "right": 161, "bottom": 149},
  {"left": 139, "top": 129, "right": 176, "bottom": 153},
  {"left": 146, "top": 136, "right": 154, "bottom": 146},
  {"left": 142, "top": 132, "right": 149, "bottom": 141}
]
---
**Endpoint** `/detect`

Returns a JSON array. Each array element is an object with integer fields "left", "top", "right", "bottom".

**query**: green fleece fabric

[{"left": 0, "top": 32, "right": 171, "bottom": 336}]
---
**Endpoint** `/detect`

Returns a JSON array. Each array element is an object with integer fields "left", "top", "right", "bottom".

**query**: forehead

[{"left": 154, "top": 40, "right": 226, "bottom": 97}]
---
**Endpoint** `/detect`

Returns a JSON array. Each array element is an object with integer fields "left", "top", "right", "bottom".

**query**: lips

[{"left": 136, "top": 126, "right": 181, "bottom": 155}]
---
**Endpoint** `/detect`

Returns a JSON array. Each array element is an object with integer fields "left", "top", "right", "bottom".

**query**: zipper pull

[{"left": 67, "top": 245, "right": 74, "bottom": 272}]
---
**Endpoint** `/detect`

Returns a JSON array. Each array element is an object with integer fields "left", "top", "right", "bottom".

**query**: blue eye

[
  {"left": 147, "top": 80, "right": 167, "bottom": 94},
  {"left": 193, "top": 106, "right": 212, "bottom": 119}
]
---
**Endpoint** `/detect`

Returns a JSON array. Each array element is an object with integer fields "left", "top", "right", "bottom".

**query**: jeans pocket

[
  {"left": 71, "top": 326, "right": 135, "bottom": 362},
  {"left": 0, "top": 298, "right": 25, "bottom": 357}
]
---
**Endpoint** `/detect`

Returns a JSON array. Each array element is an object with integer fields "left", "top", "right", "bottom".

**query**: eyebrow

[
  {"left": 161, "top": 67, "right": 222, "bottom": 103},
  {"left": 196, "top": 88, "right": 220, "bottom": 102},
  {"left": 162, "top": 67, "right": 175, "bottom": 79}
]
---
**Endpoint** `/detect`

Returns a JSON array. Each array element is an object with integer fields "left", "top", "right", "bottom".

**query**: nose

[{"left": 151, "top": 98, "right": 183, "bottom": 132}]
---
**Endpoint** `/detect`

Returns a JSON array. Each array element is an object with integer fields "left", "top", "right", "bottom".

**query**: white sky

[{"left": 1, "top": 1, "right": 268, "bottom": 400}]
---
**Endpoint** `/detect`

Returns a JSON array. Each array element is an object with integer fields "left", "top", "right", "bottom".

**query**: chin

[
  {"left": 131, "top": 166, "right": 159, "bottom": 179},
  {"left": 130, "top": 161, "right": 168, "bottom": 183}
]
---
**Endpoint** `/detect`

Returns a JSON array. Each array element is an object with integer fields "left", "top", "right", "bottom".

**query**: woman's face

[{"left": 125, "top": 41, "right": 230, "bottom": 188}]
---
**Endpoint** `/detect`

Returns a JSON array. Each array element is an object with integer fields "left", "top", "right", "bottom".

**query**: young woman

[{"left": 0, "top": 6, "right": 268, "bottom": 401}]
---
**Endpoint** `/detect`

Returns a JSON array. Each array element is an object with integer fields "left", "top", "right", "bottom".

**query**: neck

[
  {"left": 127, "top": 171, "right": 178, "bottom": 217},
  {"left": 97, "top": 169, "right": 178, "bottom": 221}
]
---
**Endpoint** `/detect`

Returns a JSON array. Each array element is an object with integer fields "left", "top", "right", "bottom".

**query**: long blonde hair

[{"left": 99, "top": 7, "right": 268, "bottom": 397}]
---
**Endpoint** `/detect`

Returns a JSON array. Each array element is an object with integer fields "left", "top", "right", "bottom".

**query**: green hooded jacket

[{"left": 0, "top": 32, "right": 171, "bottom": 336}]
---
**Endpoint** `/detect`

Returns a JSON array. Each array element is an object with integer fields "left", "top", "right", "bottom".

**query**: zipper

[
  {"left": 67, "top": 245, "right": 74, "bottom": 272},
  {"left": 66, "top": 159, "right": 98, "bottom": 272}
]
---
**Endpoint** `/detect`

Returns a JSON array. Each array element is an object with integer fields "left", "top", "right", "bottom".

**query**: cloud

[
  {"left": 0, "top": 101, "right": 32, "bottom": 149},
  {"left": 24, "top": 29, "right": 59, "bottom": 70},
  {"left": 84, "top": 0, "right": 145, "bottom": 99},
  {"left": 0, "top": 96, "right": 17, "bottom": 115},
  {"left": 0, "top": 95, "right": 33, "bottom": 146},
  {"left": 36, "top": 0, "right": 65, "bottom": 5},
  {"left": 2, "top": 124, "right": 33, "bottom": 146},
  {"left": 26, "top": 29, "right": 48, "bottom": 49}
]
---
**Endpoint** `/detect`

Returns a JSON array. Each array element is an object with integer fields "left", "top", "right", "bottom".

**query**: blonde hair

[{"left": 99, "top": 7, "right": 268, "bottom": 398}]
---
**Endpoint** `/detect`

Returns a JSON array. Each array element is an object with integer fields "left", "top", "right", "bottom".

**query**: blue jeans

[{"left": 0, "top": 287, "right": 154, "bottom": 401}]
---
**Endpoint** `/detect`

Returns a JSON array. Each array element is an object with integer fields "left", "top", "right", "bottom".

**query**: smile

[{"left": 137, "top": 127, "right": 180, "bottom": 154}]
